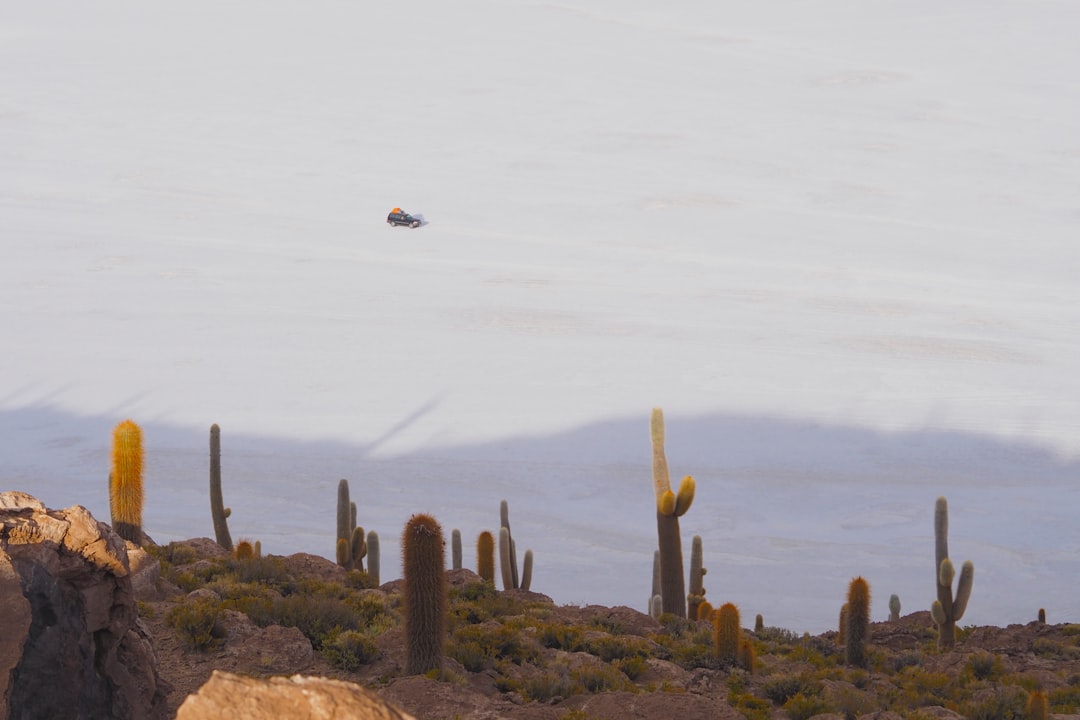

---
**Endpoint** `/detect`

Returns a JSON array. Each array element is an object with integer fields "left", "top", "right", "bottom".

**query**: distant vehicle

[{"left": 387, "top": 208, "right": 421, "bottom": 228}]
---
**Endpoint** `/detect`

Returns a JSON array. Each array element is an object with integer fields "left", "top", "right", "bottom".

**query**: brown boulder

[
  {"left": 0, "top": 491, "right": 170, "bottom": 720},
  {"left": 176, "top": 671, "right": 417, "bottom": 719}
]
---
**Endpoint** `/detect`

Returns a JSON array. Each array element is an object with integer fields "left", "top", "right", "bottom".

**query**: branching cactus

[
  {"left": 366, "top": 530, "right": 380, "bottom": 585},
  {"left": 402, "top": 513, "right": 447, "bottom": 675},
  {"left": 651, "top": 408, "right": 695, "bottom": 617},
  {"left": 845, "top": 576, "right": 871, "bottom": 668},
  {"left": 451, "top": 529, "right": 462, "bottom": 570},
  {"left": 209, "top": 424, "right": 233, "bottom": 551},
  {"left": 687, "top": 535, "right": 707, "bottom": 623},
  {"left": 109, "top": 419, "right": 145, "bottom": 546},
  {"left": 931, "top": 496, "right": 974, "bottom": 649},
  {"left": 336, "top": 479, "right": 352, "bottom": 569},
  {"left": 477, "top": 531, "right": 495, "bottom": 583}
]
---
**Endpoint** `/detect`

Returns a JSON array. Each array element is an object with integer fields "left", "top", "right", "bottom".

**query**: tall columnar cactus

[
  {"left": 498, "top": 527, "right": 514, "bottom": 591},
  {"left": 754, "top": 614, "right": 764, "bottom": 633},
  {"left": 845, "top": 576, "right": 871, "bottom": 668},
  {"left": 498, "top": 505, "right": 520, "bottom": 587},
  {"left": 687, "top": 535, "right": 707, "bottom": 623},
  {"left": 109, "top": 419, "right": 144, "bottom": 546},
  {"left": 650, "top": 408, "right": 695, "bottom": 617},
  {"left": 336, "top": 479, "right": 352, "bottom": 569},
  {"left": 889, "top": 594, "right": 901, "bottom": 622},
  {"left": 402, "top": 513, "right": 447, "bottom": 675},
  {"left": 366, "top": 530, "right": 380, "bottom": 585},
  {"left": 931, "top": 496, "right": 974, "bottom": 649},
  {"left": 1027, "top": 689, "right": 1049, "bottom": 720},
  {"left": 451, "top": 529, "right": 462, "bottom": 570},
  {"left": 208, "top": 424, "right": 233, "bottom": 551},
  {"left": 477, "top": 531, "right": 495, "bottom": 583},
  {"left": 714, "top": 602, "right": 741, "bottom": 666}
]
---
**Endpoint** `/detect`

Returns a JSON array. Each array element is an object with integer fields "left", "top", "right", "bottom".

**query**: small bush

[
  {"left": 762, "top": 675, "right": 818, "bottom": 705},
  {"left": 966, "top": 652, "right": 1005, "bottom": 681},
  {"left": 167, "top": 598, "right": 226, "bottom": 651},
  {"left": 539, "top": 623, "right": 586, "bottom": 652},
  {"left": 614, "top": 654, "right": 649, "bottom": 680},
  {"left": 572, "top": 663, "right": 632, "bottom": 693},
  {"left": 321, "top": 630, "right": 379, "bottom": 670},
  {"left": 784, "top": 691, "right": 833, "bottom": 720}
]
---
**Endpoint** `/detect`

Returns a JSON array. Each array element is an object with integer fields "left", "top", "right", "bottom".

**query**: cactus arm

[
  {"left": 350, "top": 527, "right": 367, "bottom": 573},
  {"left": 674, "top": 476, "right": 695, "bottom": 517},
  {"left": 520, "top": 549, "right": 533, "bottom": 591},
  {"left": 952, "top": 560, "right": 974, "bottom": 621},
  {"left": 498, "top": 526, "right": 514, "bottom": 591},
  {"left": 650, "top": 408, "right": 672, "bottom": 498}
]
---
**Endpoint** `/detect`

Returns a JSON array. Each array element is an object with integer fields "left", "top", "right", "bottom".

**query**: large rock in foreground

[
  {"left": 0, "top": 491, "right": 169, "bottom": 720},
  {"left": 176, "top": 671, "right": 418, "bottom": 720}
]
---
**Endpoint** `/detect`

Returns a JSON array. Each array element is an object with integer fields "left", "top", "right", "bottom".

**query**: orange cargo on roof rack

[{"left": 391, "top": 207, "right": 402, "bottom": 213}]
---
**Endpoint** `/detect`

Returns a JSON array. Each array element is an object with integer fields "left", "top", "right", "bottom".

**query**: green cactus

[
  {"left": 254, "top": 540, "right": 262, "bottom": 558},
  {"left": 366, "top": 530, "right": 380, "bottom": 585},
  {"left": 402, "top": 513, "right": 447, "bottom": 675},
  {"left": 1038, "top": 608, "right": 1046, "bottom": 624},
  {"left": 351, "top": 526, "right": 367, "bottom": 573},
  {"left": 687, "top": 535, "right": 707, "bottom": 623},
  {"left": 498, "top": 526, "right": 514, "bottom": 591},
  {"left": 754, "top": 613, "right": 764, "bottom": 633},
  {"left": 714, "top": 602, "right": 741, "bottom": 666},
  {"left": 838, "top": 603, "right": 849, "bottom": 645},
  {"left": 931, "top": 496, "right": 974, "bottom": 649},
  {"left": 889, "top": 594, "right": 901, "bottom": 622},
  {"left": 109, "top": 419, "right": 144, "bottom": 546},
  {"left": 499, "top": 500, "right": 520, "bottom": 588},
  {"left": 451, "top": 528, "right": 462, "bottom": 570},
  {"left": 649, "top": 595, "right": 663, "bottom": 620},
  {"left": 208, "top": 424, "right": 233, "bottom": 551},
  {"left": 650, "top": 550, "right": 661, "bottom": 611},
  {"left": 335, "top": 537, "right": 350, "bottom": 567},
  {"left": 477, "top": 531, "right": 495, "bottom": 583},
  {"left": 336, "top": 479, "right": 351, "bottom": 569},
  {"left": 520, "top": 549, "right": 533, "bottom": 591},
  {"left": 845, "top": 576, "right": 871, "bottom": 668},
  {"left": 650, "top": 408, "right": 695, "bottom": 617}
]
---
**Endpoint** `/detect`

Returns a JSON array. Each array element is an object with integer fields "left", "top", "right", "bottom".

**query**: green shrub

[
  {"left": 539, "top": 623, "right": 587, "bottom": 652},
  {"left": 571, "top": 663, "right": 632, "bottom": 693},
  {"left": 614, "top": 654, "right": 649, "bottom": 680},
  {"left": 585, "top": 635, "right": 651, "bottom": 662},
  {"left": 960, "top": 686, "right": 1026, "bottom": 720},
  {"left": 167, "top": 598, "right": 226, "bottom": 651},
  {"left": 783, "top": 691, "right": 833, "bottom": 720},
  {"left": 762, "top": 675, "right": 819, "bottom": 705},
  {"left": 321, "top": 630, "right": 380, "bottom": 670},
  {"left": 966, "top": 652, "right": 1004, "bottom": 681}
]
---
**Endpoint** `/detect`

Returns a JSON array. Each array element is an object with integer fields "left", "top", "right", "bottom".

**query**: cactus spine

[
  {"left": 845, "top": 576, "right": 871, "bottom": 667},
  {"left": 477, "top": 531, "right": 495, "bottom": 583},
  {"left": 889, "top": 594, "right": 901, "bottom": 622},
  {"left": 109, "top": 419, "right": 144, "bottom": 546},
  {"left": 366, "top": 530, "right": 380, "bottom": 585},
  {"left": 651, "top": 408, "right": 695, "bottom": 617},
  {"left": 402, "top": 513, "right": 447, "bottom": 675},
  {"left": 451, "top": 528, "right": 462, "bottom": 570},
  {"left": 687, "top": 535, "right": 707, "bottom": 623},
  {"left": 931, "top": 496, "right": 974, "bottom": 649},
  {"left": 208, "top": 424, "right": 233, "bottom": 551},
  {"left": 714, "top": 602, "right": 741, "bottom": 666}
]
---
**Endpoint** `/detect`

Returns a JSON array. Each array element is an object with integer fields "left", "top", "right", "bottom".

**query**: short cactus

[
  {"left": 1027, "top": 689, "right": 1049, "bottom": 720},
  {"left": 402, "top": 513, "right": 447, "bottom": 675},
  {"left": 714, "top": 602, "right": 741, "bottom": 666},
  {"left": 451, "top": 528, "right": 462, "bottom": 570},
  {"left": 1038, "top": 608, "right": 1046, "bottom": 624},
  {"left": 109, "top": 419, "right": 144, "bottom": 546},
  {"left": 697, "top": 600, "right": 715, "bottom": 622},
  {"left": 350, "top": 526, "right": 367, "bottom": 573},
  {"left": 889, "top": 594, "right": 901, "bottom": 622},
  {"left": 477, "top": 531, "right": 495, "bottom": 583},
  {"left": 234, "top": 540, "right": 254, "bottom": 560},
  {"left": 845, "top": 576, "right": 871, "bottom": 668},
  {"left": 754, "top": 614, "right": 764, "bottom": 633},
  {"left": 366, "top": 530, "right": 380, "bottom": 585},
  {"left": 520, "top": 549, "right": 533, "bottom": 591},
  {"left": 208, "top": 424, "right": 233, "bottom": 551},
  {"left": 931, "top": 496, "right": 974, "bottom": 649}
]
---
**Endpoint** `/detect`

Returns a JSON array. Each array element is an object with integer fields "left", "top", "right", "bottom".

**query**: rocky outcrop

[
  {"left": 0, "top": 491, "right": 169, "bottom": 720},
  {"left": 176, "top": 671, "right": 418, "bottom": 719}
]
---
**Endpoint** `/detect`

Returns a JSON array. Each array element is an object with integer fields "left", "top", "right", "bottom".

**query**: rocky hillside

[{"left": 141, "top": 537, "right": 1080, "bottom": 720}]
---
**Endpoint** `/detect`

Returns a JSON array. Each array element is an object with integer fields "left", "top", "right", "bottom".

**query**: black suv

[{"left": 387, "top": 209, "right": 421, "bottom": 228}]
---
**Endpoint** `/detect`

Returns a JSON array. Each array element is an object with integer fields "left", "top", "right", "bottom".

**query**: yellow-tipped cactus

[
  {"left": 234, "top": 540, "right": 254, "bottom": 560},
  {"left": 109, "top": 419, "right": 144, "bottom": 545},
  {"left": 650, "top": 408, "right": 696, "bottom": 617},
  {"left": 1027, "top": 689, "right": 1049, "bottom": 720}
]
